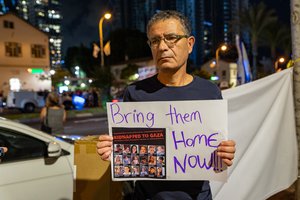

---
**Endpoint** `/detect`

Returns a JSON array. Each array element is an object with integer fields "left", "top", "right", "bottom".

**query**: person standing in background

[{"left": 40, "top": 92, "right": 66, "bottom": 135}]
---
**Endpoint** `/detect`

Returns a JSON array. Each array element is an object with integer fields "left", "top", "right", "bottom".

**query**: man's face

[{"left": 147, "top": 18, "right": 195, "bottom": 72}]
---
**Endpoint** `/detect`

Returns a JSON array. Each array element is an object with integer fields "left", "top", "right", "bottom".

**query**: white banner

[{"left": 211, "top": 68, "right": 298, "bottom": 199}]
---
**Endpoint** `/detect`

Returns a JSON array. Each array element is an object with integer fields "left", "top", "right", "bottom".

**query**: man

[{"left": 97, "top": 10, "right": 236, "bottom": 200}]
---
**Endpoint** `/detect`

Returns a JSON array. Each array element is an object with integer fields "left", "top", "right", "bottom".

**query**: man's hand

[
  {"left": 217, "top": 140, "right": 236, "bottom": 166},
  {"left": 96, "top": 135, "right": 113, "bottom": 161}
]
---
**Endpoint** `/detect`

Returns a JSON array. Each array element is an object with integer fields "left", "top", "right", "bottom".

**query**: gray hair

[{"left": 147, "top": 10, "right": 192, "bottom": 37}]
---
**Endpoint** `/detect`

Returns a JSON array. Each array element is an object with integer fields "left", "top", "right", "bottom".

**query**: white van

[{"left": 6, "top": 91, "right": 46, "bottom": 113}]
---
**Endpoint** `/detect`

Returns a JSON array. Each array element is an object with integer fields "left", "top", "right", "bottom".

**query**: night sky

[
  {"left": 61, "top": 0, "right": 111, "bottom": 55},
  {"left": 61, "top": 0, "right": 290, "bottom": 57}
]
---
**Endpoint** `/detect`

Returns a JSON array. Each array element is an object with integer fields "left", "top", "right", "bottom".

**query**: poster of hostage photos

[
  {"left": 113, "top": 127, "right": 166, "bottom": 179},
  {"left": 107, "top": 100, "right": 228, "bottom": 181}
]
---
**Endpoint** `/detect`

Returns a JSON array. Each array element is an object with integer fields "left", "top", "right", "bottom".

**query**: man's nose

[{"left": 157, "top": 38, "right": 169, "bottom": 50}]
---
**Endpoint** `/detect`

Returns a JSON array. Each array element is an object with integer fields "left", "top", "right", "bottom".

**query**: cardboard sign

[{"left": 107, "top": 100, "right": 228, "bottom": 181}]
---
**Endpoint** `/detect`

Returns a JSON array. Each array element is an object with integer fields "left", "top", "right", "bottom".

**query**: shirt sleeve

[{"left": 122, "top": 87, "right": 131, "bottom": 102}]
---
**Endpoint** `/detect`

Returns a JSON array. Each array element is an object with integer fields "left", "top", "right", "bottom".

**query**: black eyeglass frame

[{"left": 147, "top": 34, "right": 189, "bottom": 48}]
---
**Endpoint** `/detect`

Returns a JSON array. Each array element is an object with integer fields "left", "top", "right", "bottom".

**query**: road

[{"left": 24, "top": 116, "right": 109, "bottom": 136}]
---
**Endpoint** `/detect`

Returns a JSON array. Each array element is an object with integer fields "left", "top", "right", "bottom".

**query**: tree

[
  {"left": 109, "top": 29, "right": 151, "bottom": 65},
  {"left": 262, "top": 21, "right": 291, "bottom": 61},
  {"left": 239, "top": 2, "right": 277, "bottom": 79},
  {"left": 291, "top": 0, "right": 300, "bottom": 198},
  {"left": 64, "top": 44, "right": 98, "bottom": 77},
  {"left": 120, "top": 64, "right": 139, "bottom": 81},
  {"left": 51, "top": 68, "right": 72, "bottom": 87}
]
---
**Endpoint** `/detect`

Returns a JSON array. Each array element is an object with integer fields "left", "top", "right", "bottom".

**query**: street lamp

[
  {"left": 49, "top": 69, "right": 55, "bottom": 75},
  {"left": 275, "top": 57, "right": 285, "bottom": 72},
  {"left": 216, "top": 44, "right": 227, "bottom": 68},
  {"left": 99, "top": 12, "right": 112, "bottom": 68}
]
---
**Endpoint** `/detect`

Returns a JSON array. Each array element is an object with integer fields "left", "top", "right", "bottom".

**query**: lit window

[
  {"left": 52, "top": 0, "right": 59, "bottom": 5},
  {"left": 31, "top": 44, "right": 46, "bottom": 58},
  {"left": 5, "top": 42, "right": 22, "bottom": 57},
  {"left": 37, "top": 12, "right": 45, "bottom": 17}
]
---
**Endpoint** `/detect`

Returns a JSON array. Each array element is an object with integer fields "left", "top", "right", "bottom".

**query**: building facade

[
  {"left": 201, "top": 59, "right": 238, "bottom": 89},
  {"left": 0, "top": 0, "right": 62, "bottom": 68},
  {"left": 0, "top": 13, "right": 51, "bottom": 95}
]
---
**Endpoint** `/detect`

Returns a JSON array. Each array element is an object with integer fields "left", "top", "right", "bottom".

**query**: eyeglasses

[{"left": 147, "top": 34, "right": 188, "bottom": 48}]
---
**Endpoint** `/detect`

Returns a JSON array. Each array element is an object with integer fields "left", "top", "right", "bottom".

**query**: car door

[{"left": 0, "top": 127, "right": 73, "bottom": 200}]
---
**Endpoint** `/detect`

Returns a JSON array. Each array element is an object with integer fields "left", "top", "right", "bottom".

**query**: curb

[{"left": 15, "top": 112, "right": 107, "bottom": 124}]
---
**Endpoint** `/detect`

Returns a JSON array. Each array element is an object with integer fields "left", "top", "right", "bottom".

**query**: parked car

[{"left": 0, "top": 117, "right": 74, "bottom": 200}]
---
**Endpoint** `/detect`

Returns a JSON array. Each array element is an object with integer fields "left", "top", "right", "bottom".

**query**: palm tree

[
  {"left": 239, "top": 2, "right": 277, "bottom": 79},
  {"left": 262, "top": 21, "right": 291, "bottom": 63}
]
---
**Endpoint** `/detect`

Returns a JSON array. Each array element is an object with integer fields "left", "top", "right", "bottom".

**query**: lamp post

[
  {"left": 99, "top": 12, "right": 111, "bottom": 68},
  {"left": 216, "top": 44, "right": 227, "bottom": 68},
  {"left": 274, "top": 57, "right": 285, "bottom": 72}
]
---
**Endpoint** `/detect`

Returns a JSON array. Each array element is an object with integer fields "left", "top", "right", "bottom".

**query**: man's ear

[{"left": 187, "top": 36, "right": 195, "bottom": 54}]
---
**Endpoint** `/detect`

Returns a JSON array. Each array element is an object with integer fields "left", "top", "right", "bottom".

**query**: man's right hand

[{"left": 96, "top": 135, "right": 113, "bottom": 161}]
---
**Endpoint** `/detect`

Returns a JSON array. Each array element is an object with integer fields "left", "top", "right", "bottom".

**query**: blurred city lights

[
  {"left": 50, "top": 69, "right": 55, "bottom": 75},
  {"left": 80, "top": 83, "right": 86, "bottom": 88},
  {"left": 210, "top": 76, "right": 219, "bottom": 81},
  {"left": 64, "top": 80, "right": 70, "bottom": 85}
]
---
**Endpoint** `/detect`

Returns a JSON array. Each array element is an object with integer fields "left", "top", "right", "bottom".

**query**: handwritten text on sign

[{"left": 107, "top": 100, "right": 228, "bottom": 181}]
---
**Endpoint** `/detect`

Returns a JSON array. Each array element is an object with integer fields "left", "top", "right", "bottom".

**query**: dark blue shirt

[
  {"left": 123, "top": 74, "right": 222, "bottom": 200},
  {"left": 123, "top": 74, "right": 222, "bottom": 102}
]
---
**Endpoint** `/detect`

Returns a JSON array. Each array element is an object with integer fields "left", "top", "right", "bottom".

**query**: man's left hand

[{"left": 217, "top": 140, "right": 236, "bottom": 166}]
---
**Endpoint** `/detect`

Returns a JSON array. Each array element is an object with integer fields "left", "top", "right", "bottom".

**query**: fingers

[
  {"left": 97, "top": 135, "right": 113, "bottom": 161},
  {"left": 99, "top": 134, "right": 113, "bottom": 142},
  {"left": 221, "top": 158, "right": 233, "bottom": 167},
  {"left": 217, "top": 140, "right": 236, "bottom": 167}
]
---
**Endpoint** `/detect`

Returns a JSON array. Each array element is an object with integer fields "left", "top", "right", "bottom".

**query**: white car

[{"left": 0, "top": 117, "right": 74, "bottom": 200}]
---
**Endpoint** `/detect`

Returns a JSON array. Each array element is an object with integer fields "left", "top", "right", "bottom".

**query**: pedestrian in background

[{"left": 40, "top": 92, "right": 66, "bottom": 135}]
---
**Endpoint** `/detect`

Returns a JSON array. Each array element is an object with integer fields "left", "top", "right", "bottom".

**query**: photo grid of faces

[{"left": 113, "top": 144, "right": 166, "bottom": 179}]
